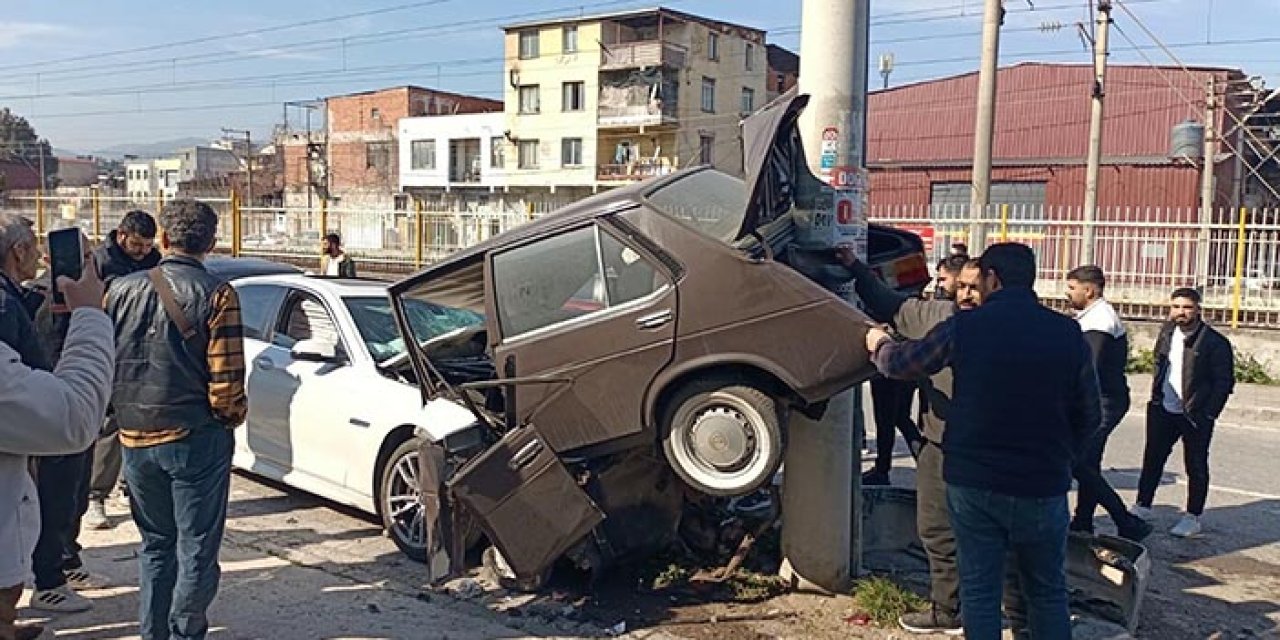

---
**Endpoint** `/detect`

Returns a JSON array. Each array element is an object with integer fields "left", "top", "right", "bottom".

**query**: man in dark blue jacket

[{"left": 867, "top": 243, "right": 1100, "bottom": 640}]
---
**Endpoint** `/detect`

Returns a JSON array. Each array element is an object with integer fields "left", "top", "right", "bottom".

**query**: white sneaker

[
  {"left": 30, "top": 584, "right": 93, "bottom": 613},
  {"left": 83, "top": 499, "right": 110, "bottom": 530},
  {"left": 63, "top": 568, "right": 111, "bottom": 590},
  {"left": 1170, "top": 513, "right": 1202, "bottom": 538},
  {"left": 1129, "top": 504, "right": 1154, "bottom": 521}
]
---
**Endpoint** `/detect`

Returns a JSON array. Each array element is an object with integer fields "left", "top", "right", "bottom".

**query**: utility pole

[
  {"left": 783, "top": 0, "right": 870, "bottom": 595},
  {"left": 222, "top": 128, "right": 253, "bottom": 208},
  {"left": 969, "top": 0, "right": 1004, "bottom": 251},
  {"left": 1197, "top": 77, "right": 1218, "bottom": 288},
  {"left": 1081, "top": 0, "right": 1113, "bottom": 265}
]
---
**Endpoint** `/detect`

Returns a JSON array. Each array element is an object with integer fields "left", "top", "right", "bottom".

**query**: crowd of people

[
  {"left": 0, "top": 201, "right": 245, "bottom": 640},
  {"left": 845, "top": 242, "right": 1236, "bottom": 639}
]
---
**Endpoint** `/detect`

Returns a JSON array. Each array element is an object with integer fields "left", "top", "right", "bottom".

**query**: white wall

[{"left": 399, "top": 113, "right": 509, "bottom": 190}]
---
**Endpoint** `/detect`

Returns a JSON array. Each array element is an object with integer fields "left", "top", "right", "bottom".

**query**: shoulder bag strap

[{"left": 148, "top": 269, "right": 197, "bottom": 342}]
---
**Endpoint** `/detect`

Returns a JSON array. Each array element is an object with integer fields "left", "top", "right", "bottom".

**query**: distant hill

[{"left": 91, "top": 137, "right": 211, "bottom": 159}]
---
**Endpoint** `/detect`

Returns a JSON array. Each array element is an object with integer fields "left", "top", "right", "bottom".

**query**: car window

[
  {"left": 235, "top": 284, "right": 287, "bottom": 340},
  {"left": 274, "top": 292, "right": 341, "bottom": 352},
  {"left": 645, "top": 169, "right": 748, "bottom": 244},
  {"left": 492, "top": 224, "right": 665, "bottom": 338},
  {"left": 346, "top": 296, "right": 483, "bottom": 364}
]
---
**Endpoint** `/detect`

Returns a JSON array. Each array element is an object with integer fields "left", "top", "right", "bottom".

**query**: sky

[{"left": 2, "top": 0, "right": 1278, "bottom": 154}]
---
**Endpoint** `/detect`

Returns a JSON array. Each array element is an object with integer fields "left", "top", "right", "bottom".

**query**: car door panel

[{"left": 489, "top": 224, "right": 678, "bottom": 454}]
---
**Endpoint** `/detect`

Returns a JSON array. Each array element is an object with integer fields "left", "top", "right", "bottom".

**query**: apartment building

[{"left": 499, "top": 7, "right": 767, "bottom": 189}]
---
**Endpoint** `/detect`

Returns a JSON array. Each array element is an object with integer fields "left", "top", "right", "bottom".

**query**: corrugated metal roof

[{"left": 868, "top": 62, "right": 1244, "bottom": 164}]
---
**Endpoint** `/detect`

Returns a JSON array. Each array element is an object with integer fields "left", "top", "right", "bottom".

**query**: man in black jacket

[
  {"left": 1132, "top": 287, "right": 1235, "bottom": 538},
  {"left": 1064, "top": 265, "right": 1152, "bottom": 541},
  {"left": 82, "top": 210, "right": 160, "bottom": 530}
]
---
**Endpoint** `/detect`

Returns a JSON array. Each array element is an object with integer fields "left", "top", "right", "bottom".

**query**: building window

[
  {"left": 366, "top": 142, "right": 392, "bottom": 171},
  {"left": 741, "top": 88, "right": 755, "bottom": 114},
  {"left": 518, "top": 85, "right": 541, "bottom": 114},
  {"left": 410, "top": 140, "right": 436, "bottom": 170},
  {"left": 699, "top": 135, "right": 714, "bottom": 165},
  {"left": 562, "top": 81, "right": 585, "bottom": 112},
  {"left": 563, "top": 25, "right": 578, "bottom": 53},
  {"left": 561, "top": 138, "right": 583, "bottom": 167},
  {"left": 701, "top": 77, "right": 716, "bottom": 113},
  {"left": 707, "top": 32, "right": 719, "bottom": 61},
  {"left": 776, "top": 73, "right": 786, "bottom": 93},
  {"left": 371, "top": 107, "right": 381, "bottom": 120},
  {"left": 518, "top": 139, "right": 540, "bottom": 169},
  {"left": 519, "top": 30, "right": 540, "bottom": 59},
  {"left": 491, "top": 137, "right": 506, "bottom": 168},
  {"left": 745, "top": 43, "right": 755, "bottom": 70}
]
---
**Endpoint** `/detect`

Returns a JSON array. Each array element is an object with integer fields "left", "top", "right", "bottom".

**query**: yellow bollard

[
  {"left": 1231, "top": 207, "right": 1248, "bottom": 329},
  {"left": 156, "top": 191, "right": 164, "bottom": 215},
  {"left": 415, "top": 199, "right": 425, "bottom": 269},
  {"left": 35, "top": 188, "right": 46, "bottom": 241},
  {"left": 319, "top": 199, "right": 329, "bottom": 261},
  {"left": 1000, "top": 203, "right": 1009, "bottom": 243},
  {"left": 230, "top": 190, "right": 242, "bottom": 257},
  {"left": 92, "top": 189, "right": 102, "bottom": 244}
]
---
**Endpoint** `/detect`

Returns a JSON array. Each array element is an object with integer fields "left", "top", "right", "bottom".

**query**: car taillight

[{"left": 874, "top": 253, "right": 931, "bottom": 292}]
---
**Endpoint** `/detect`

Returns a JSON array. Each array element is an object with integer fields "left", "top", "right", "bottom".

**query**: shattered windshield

[{"left": 346, "top": 296, "right": 483, "bottom": 364}]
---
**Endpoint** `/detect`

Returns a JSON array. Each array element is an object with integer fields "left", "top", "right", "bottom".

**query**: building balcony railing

[
  {"left": 597, "top": 101, "right": 678, "bottom": 129},
  {"left": 600, "top": 41, "right": 687, "bottom": 70},
  {"left": 597, "top": 158, "right": 676, "bottom": 182}
]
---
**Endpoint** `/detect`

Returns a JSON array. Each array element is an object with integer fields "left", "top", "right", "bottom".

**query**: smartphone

[{"left": 47, "top": 227, "right": 84, "bottom": 306}]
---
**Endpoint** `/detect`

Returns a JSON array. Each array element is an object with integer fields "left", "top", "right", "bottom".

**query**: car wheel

[
  {"left": 379, "top": 438, "right": 427, "bottom": 562},
  {"left": 661, "top": 380, "right": 785, "bottom": 497}
]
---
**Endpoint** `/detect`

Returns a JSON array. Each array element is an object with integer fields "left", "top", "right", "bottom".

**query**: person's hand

[
  {"left": 834, "top": 245, "right": 858, "bottom": 268},
  {"left": 57, "top": 255, "right": 105, "bottom": 312},
  {"left": 865, "top": 325, "right": 892, "bottom": 353}
]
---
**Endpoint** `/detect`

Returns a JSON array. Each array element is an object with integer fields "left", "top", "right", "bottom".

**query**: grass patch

[
  {"left": 724, "top": 570, "right": 789, "bottom": 602},
  {"left": 851, "top": 577, "right": 927, "bottom": 627}
]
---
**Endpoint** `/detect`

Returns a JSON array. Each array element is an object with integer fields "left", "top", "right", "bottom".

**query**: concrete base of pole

[{"left": 779, "top": 389, "right": 858, "bottom": 594}]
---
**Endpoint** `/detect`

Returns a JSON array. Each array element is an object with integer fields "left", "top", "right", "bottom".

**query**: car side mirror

[{"left": 292, "top": 338, "right": 341, "bottom": 363}]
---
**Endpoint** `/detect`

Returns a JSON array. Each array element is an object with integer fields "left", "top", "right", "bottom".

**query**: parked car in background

[{"left": 385, "top": 91, "right": 931, "bottom": 584}]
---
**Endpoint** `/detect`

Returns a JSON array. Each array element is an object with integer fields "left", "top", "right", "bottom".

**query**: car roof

[
  {"left": 232, "top": 273, "right": 391, "bottom": 297},
  {"left": 204, "top": 256, "right": 303, "bottom": 280}
]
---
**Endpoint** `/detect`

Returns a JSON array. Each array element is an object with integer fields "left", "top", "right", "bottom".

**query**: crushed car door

[{"left": 487, "top": 220, "right": 678, "bottom": 454}]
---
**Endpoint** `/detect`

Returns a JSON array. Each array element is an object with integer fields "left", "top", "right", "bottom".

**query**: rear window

[{"left": 645, "top": 169, "right": 748, "bottom": 244}]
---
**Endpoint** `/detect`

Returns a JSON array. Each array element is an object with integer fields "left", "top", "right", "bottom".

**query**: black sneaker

[
  {"left": 899, "top": 607, "right": 963, "bottom": 635},
  {"left": 1069, "top": 518, "right": 1094, "bottom": 535},
  {"left": 1117, "top": 516, "right": 1155, "bottom": 543},
  {"left": 861, "top": 469, "right": 890, "bottom": 486}
]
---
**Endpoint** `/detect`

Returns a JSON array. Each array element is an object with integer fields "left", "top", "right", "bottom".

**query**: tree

[{"left": 0, "top": 108, "right": 58, "bottom": 189}]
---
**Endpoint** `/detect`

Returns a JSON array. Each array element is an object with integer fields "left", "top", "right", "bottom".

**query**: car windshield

[
  {"left": 645, "top": 169, "right": 748, "bottom": 244},
  {"left": 345, "top": 296, "right": 484, "bottom": 364}
]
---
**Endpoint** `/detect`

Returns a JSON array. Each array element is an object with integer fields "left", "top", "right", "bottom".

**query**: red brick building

[
  {"left": 301, "top": 86, "right": 502, "bottom": 208},
  {"left": 865, "top": 63, "right": 1253, "bottom": 213}
]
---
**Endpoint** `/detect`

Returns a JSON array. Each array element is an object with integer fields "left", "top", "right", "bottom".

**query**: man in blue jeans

[
  {"left": 868, "top": 243, "right": 1099, "bottom": 640},
  {"left": 106, "top": 200, "right": 247, "bottom": 640}
]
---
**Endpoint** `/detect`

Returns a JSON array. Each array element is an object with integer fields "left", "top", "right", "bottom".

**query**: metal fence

[{"left": 4, "top": 194, "right": 1278, "bottom": 327}]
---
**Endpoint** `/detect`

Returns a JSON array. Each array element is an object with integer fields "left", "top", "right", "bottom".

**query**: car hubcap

[
  {"left": 386, "top": 450, "right": 425, "bottom": 550},
  {"left": 688, "top": 406, "right": 756, "bottom": 472}
]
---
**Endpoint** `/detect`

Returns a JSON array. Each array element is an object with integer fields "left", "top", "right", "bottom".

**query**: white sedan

[{"left": 230, "top": 272, "right": 484, "bottom": 559}]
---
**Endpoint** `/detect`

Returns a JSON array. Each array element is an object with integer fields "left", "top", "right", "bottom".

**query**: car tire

[
  {"left": 378, "top": 437, "right": 427, "bottom": 562},
  {"left": 660, "top": 379, "right": 786, "bottom": 497}
]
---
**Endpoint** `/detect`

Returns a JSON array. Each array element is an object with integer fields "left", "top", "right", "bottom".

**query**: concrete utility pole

[
  {"left": 1197, "top": 77, "right": 1218, "bottom": 287},
  {"left": 969, "top": 0, "right": 1004, "bottom": 251},
  {"left": 783, "top": 0, "right": 871, "bottom": 595},
  {"left": 1081, "top": 0, "right": 1113, "bottom": 265}
]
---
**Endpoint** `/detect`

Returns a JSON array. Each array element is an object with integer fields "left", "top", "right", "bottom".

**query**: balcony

[
  {"left": 597, "top": 158, "right": 676, "bottom": 182},
  {"left": 600, "top": 40, "right": 687, "bottom": 71}
]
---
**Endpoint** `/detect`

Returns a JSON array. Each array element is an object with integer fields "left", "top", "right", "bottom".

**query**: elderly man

[{"left": 1, "top": 216, "right": 113, "bottom": 640}]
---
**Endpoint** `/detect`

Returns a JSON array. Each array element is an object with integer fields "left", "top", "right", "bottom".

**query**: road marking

[{"left": 1107, "top": 469, "right": 1280, "bottom": 501}]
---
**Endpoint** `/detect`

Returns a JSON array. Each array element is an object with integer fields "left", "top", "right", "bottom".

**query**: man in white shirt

[
  {"left": 319, "top": 233, "right": 356, "bottom": 278},
  {"left": 1132, "top": 288, "right": 1236, "bottom": 538},
  {"left": 1, "top": 258, "right": 112, "bottom": 640}
]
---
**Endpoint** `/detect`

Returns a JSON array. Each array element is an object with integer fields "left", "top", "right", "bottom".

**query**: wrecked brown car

[{"left": 386, "top": 92, "right": 929, "bottom": 583}]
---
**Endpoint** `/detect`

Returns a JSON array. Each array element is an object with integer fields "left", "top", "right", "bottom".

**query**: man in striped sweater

[{"left": 106, "top": 200, "right": 247, "bottom": 640}]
